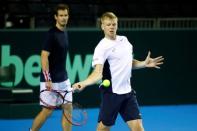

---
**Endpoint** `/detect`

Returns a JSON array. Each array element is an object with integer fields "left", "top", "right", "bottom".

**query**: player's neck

[
  {"left": 105, "top": 35, "right": 116, "bottom": 40},
  {"left": 56, "top": 24, "right": 66, "bottom": 31}
]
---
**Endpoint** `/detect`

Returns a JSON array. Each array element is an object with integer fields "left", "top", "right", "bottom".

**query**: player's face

[
  {"left": 101, "top": 18, "right": 118, "bottom": 40},
  {"left": 55, "top": 9, "right": 69, "bottom": 28}
]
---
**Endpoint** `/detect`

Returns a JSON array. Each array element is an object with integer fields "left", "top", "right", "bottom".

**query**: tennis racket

[
  {"left": 63, "top": 102, "right": 88, "bottom": 126},
  {"left": 40, "top": 88, "right": 88, "bottom": 126}
]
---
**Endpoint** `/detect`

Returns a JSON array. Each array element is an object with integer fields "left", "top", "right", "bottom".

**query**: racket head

[
  {"left": 40, "top": 89, "right": 64, "bottom": 109},
  {"left": 63, "top": 103, "right": 88, "bottom": 126}
]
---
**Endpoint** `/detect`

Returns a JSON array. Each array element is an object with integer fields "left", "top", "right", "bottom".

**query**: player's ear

[
  {"left": 101, "top": 24, "right": 104, "bottom": 30},
  {"left": 54, "top": 15, "right": 57, "bottom": 20}
]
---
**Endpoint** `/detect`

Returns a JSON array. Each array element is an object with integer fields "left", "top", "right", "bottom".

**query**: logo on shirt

[
  {"left": 93, "top": 58, "right": 99, "bottom": 62},
  {"left": 112, "top": 48, "right": 116, "bottom": 52}
]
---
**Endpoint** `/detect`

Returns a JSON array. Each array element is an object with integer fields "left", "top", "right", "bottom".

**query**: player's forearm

[
  {"left": 41, "top": 51, "right": 51, "bottom": 81},
  {"left": 41, "top": 55, "right": 49, "bottom": 71},
  {"left": 83, "top": 69, "right": 102, "bottom": 87},
  {"left": 132, "top": 59, "right": 146, "bottom": 70},
  {"left": 41, "top": 51, "right": 50, "bottom": 71}
]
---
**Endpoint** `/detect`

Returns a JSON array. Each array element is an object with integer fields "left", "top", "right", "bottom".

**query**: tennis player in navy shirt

[
  {"left": 73, "top": 12, "right": 164, "bottom": 131},
  {"left": 31, "top": 4, "right": 72, "bottom": 131}
]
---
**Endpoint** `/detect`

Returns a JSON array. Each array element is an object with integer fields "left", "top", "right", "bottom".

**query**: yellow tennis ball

[{"left": 102, "top": 79, "right": 110, "bottom": 87}]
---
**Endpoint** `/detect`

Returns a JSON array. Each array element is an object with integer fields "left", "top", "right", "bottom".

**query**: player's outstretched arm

[
  {"left": 72, "top": 64, "right": 103, "bottom": 92},
  {"left": 132, "top": 51, "right": 164, "bottom": 69}
]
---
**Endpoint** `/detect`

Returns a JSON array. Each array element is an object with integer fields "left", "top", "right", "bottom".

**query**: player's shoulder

[
  {"left": 46, "top": 27, "right": 62, "bottom": 39},
  {"left": 95, "top": 38, "right": 113, "bottom": 52},
  {"left": 48, "top": 26, "right": 63, "bottom": 34},
  {"left": 99, "top": 37, "right": 107, "bottom": 44},
  {"left": 48, "top": 26, "right": 57, "bottom": 33},
  {"left": 117, "top": 35, "right": 129, "bottom": 41},
  {"left": 95, "top": 38, "right": 107, "bottom": 49},
  {"left": 45, "top": 27, "right": 55, "bottom": 36}
]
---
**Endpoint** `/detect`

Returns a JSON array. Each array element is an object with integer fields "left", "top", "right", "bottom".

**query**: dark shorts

[{"left": 98, "top": 90, "right": 142, "bottom": 126}]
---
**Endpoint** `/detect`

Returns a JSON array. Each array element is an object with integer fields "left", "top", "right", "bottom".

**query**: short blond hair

[{"left": 100, "top": 12, "right": 118, "bottom": 24}]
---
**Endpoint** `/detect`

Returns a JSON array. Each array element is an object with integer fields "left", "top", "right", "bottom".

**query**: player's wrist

[
  {"left": 138, "top": 61, "right": 146, "bottom": 68},
  {"left": 142, "top": 61, "right": 147, "bottom": 68},
  {"left": 82, "top": 80, "right": 92, "bottom": 87},
  {"left": 43, "top": 70, "right": 52, "bottom": 82},
  {"left": 83, "top": 78, "right": 99, "bottom": 87}
]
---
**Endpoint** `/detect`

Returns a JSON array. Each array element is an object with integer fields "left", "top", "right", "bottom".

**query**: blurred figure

[{"left": 30, "top": 4, "right": 72, "bottom": 131}]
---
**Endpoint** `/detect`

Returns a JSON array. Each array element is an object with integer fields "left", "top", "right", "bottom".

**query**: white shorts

[{"left": 40, "top": 79, "right": 72, "bottom": 106}]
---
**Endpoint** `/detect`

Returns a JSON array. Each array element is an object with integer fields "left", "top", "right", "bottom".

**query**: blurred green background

[{"left": 1, "top": 29, "right": 197, "bottom": 108}]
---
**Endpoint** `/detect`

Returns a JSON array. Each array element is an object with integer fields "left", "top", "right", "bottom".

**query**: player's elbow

[{"left": 95, "top": 72, "right": 103, "bottom": 82}]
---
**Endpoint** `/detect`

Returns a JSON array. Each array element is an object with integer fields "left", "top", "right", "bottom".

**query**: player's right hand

[
  {"left": 46, "top": 81, "right": 53, "bottom": 90},
  {"left": 72, "top": 82, "right": 85, "bottom": 93}
]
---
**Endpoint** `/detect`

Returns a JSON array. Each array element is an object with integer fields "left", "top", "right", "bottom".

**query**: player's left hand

[{"left": 144, "top": 51, "right": 164, "bottom": 69}]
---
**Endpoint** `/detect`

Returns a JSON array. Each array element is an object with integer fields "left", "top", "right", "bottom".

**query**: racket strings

[
  {"left": 63, "top": 104, "right": 88, "bottom": 126},
  {"left": 40, "top": 89, "right": 88, "bottom": 126},
  {"left": 40, "top": 90, "right": 65, "bottom": 108}
]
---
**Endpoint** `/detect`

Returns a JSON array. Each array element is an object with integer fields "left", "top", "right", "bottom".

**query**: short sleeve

[
  {"left": 42, "top": 31, "right": 54, "bottom": 52},
  {"left": 92, "top": 45, "right": 106, "bottom": 67}
]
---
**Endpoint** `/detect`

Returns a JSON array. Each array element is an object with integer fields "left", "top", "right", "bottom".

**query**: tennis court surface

[{"left": 0, "top": 104, "right": 197, "bottom": 131}]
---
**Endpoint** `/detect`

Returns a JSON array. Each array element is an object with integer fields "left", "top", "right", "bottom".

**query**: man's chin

[
  {"left": 60, "top": 23, "right": 66, "bottom": 27},
  {"left": 109, "top": 33, "right": 116, "bottom": 37}
]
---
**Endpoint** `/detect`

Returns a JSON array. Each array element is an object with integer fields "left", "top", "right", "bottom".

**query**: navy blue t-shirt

[{"left": 40, "top": 26, "right": 69, "bottom": 82}]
